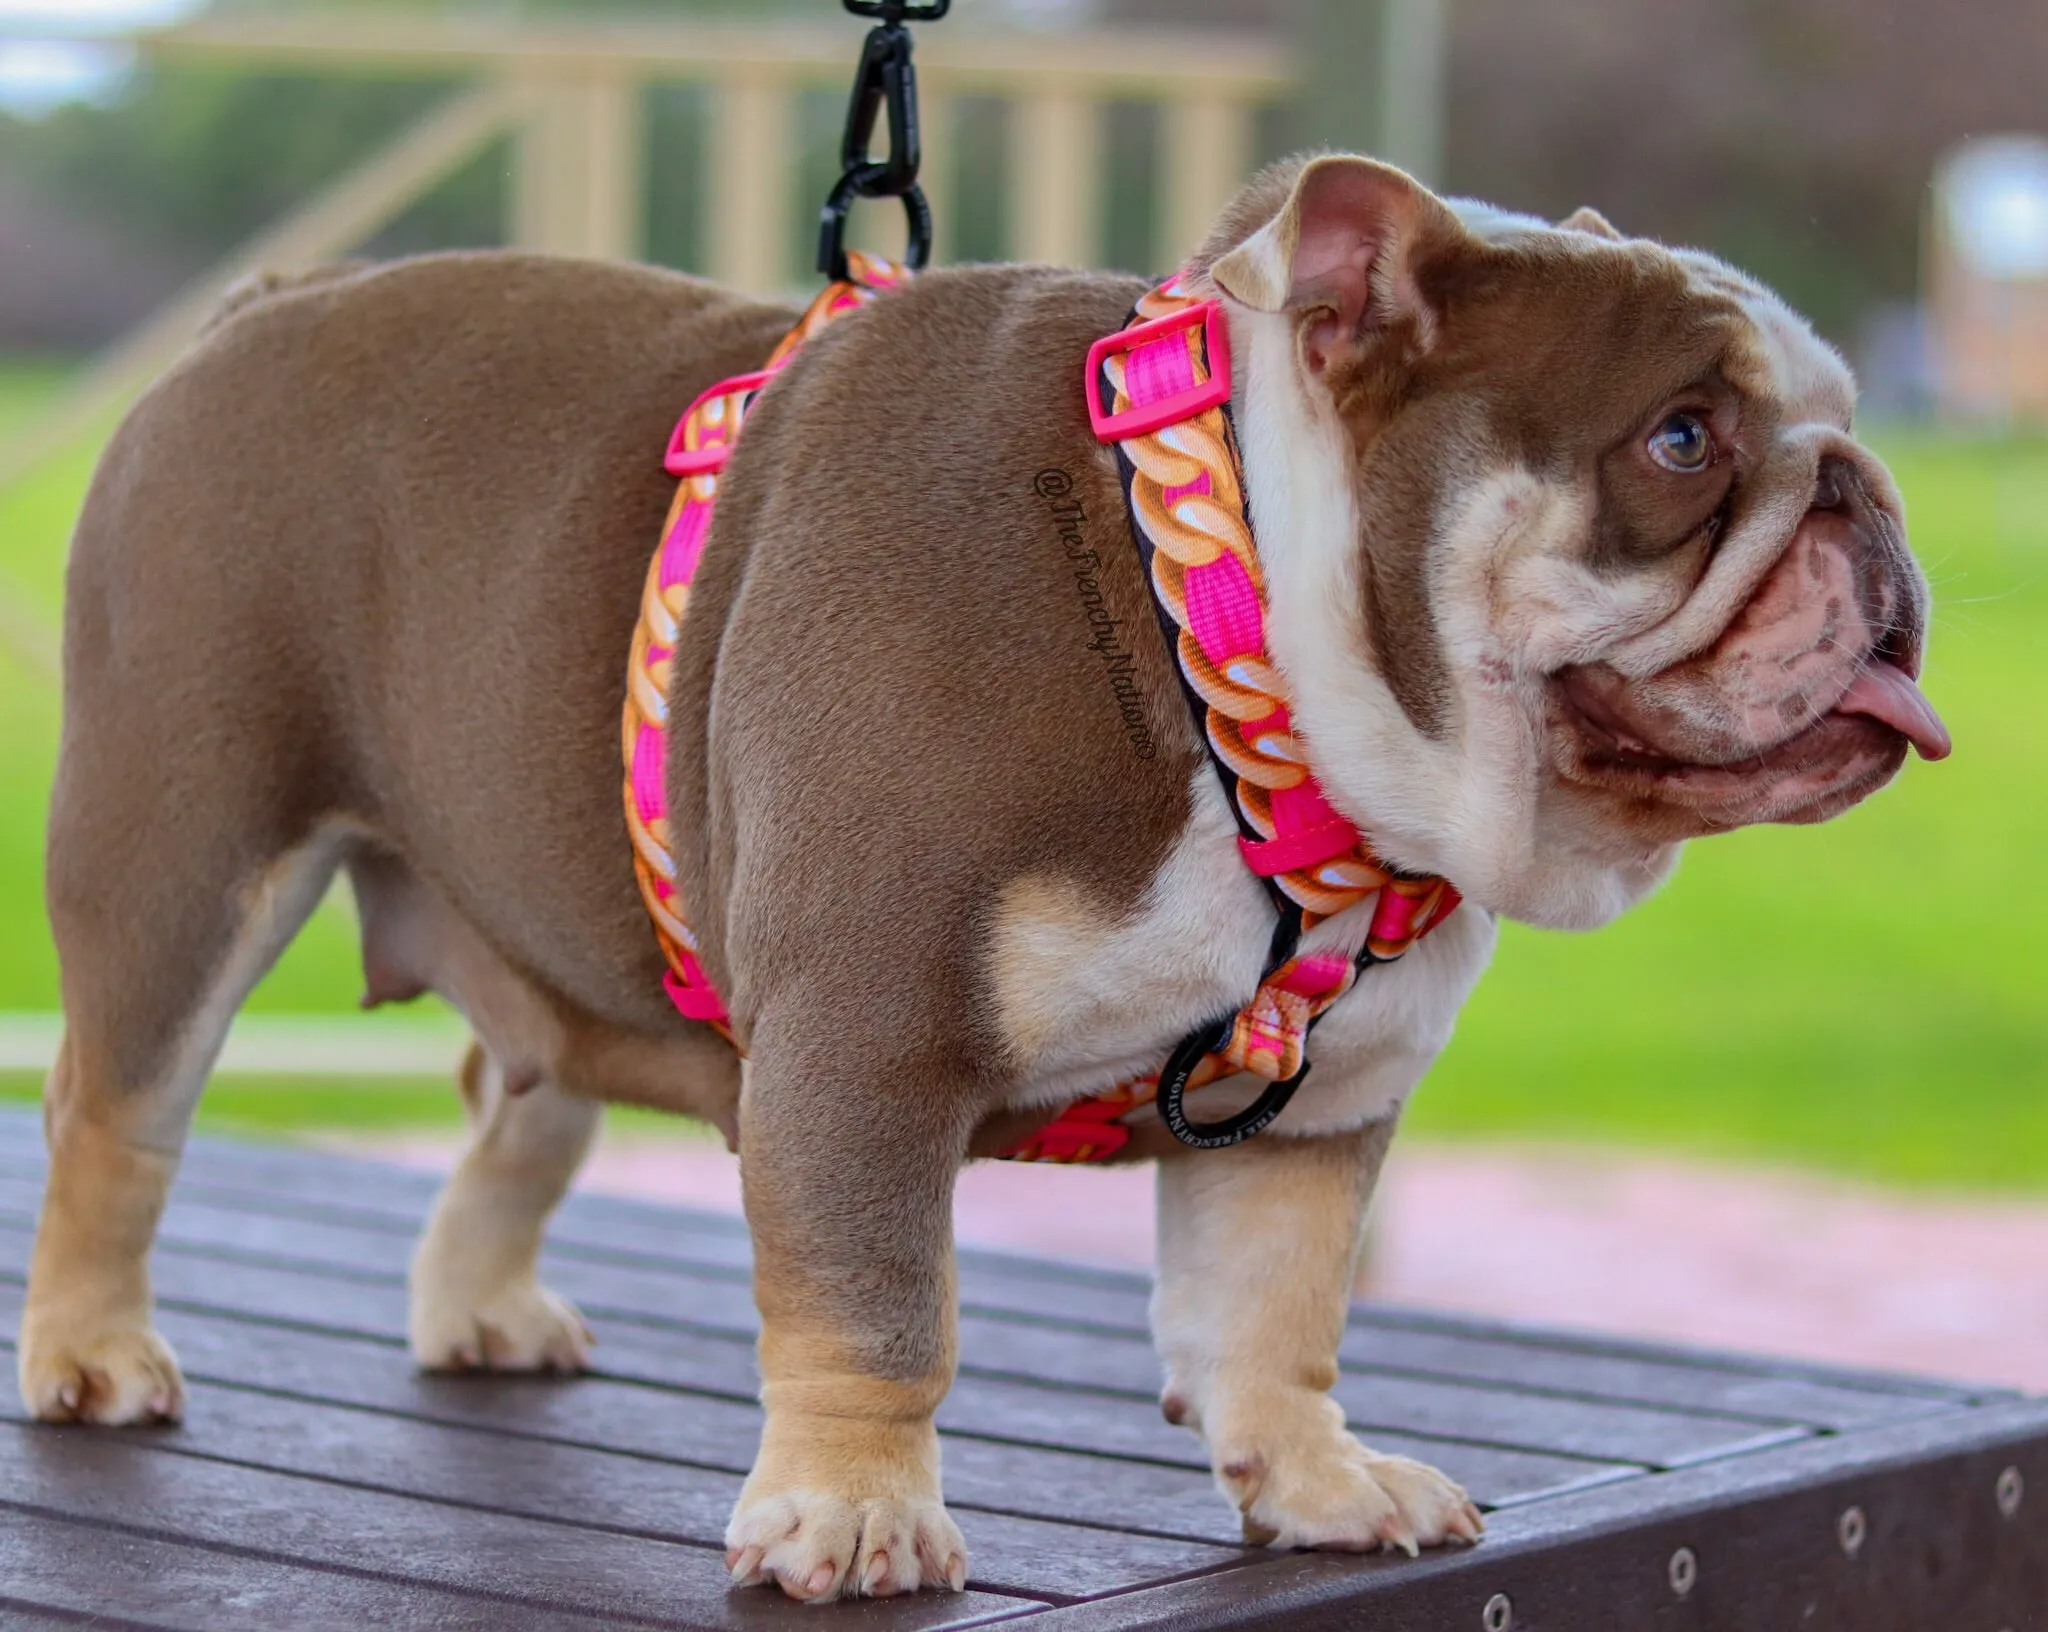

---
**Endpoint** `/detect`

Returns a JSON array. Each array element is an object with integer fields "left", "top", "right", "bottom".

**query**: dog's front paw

[
  {"left": 18, "top": 1320, "right": 184, "bottom": 1425},
  {"left": 1212, "top": 1393, "right": 1483, "bottom": 1554},
  {"left": 408, "top": 1275, "right": 592, "bottom": 1373},
  {"left": 725, "top": 1489, "right": 967, "bottom": 1601}
]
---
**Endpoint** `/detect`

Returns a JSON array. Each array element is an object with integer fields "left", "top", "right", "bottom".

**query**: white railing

[
  {"left": 0, "top": 13, "right": 1292, "bottom": 488},
  {"left": 148, "top": 11, "right": 1295, "bottom": 279}
]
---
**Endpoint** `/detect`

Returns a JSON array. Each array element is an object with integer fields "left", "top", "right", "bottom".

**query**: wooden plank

[
  {"left": 0, "top": 1424, "right": 1039, "bottom": 1629},
  {"left": 1347, "top": 1300, "right": 2004, "bottom": 1404},
  {"left": 1, "top": 1506, "right": 638, "bottom": 1632},
  {"left": 0, "top": 1362, "right": 1242, "bottom": 1603},
  {"left": 0, "top": 1142, "right": 1161, "bottom": 1333},
  {"left": 0, "top": 1114, "right": 1151, "bottom": 1301},
  {"left": 514, "top": 1250, "right": 1811, "bottom": 1472},
  {"left": 0, "top": 1015, "right": 469, "bottom": 1077},
  {"left": 0, "top": 1279, "right": 1251, "bottom": 1547},
  {"left": 5, "top": 1119, "right": 1996, "bottom": 1411},
  {"left": 9, "top": 1118, "right": 2037, "bottom": 1622},
  {"left": 61, "top": 1175, "right": 1808, "bottom": 1471},
  {"left": 1010, "top": 90, "right": 1102, "bottom": 267},
  {"left": 94, "top": 1165, "right": 1999, "bottom": 1433},
  {"left": 1338, "top": 1321, "right": 1968, "bottom": 1433},
  {"left": 919, "top": 91, "right": 955, "bottom": 267},
  {"left": 0, "top": 1164, "right": 1816, "bottom": 1473},
  {"left": 0, "top": 1122, "right": 1954, "bottom": 1464},
  {"left": 467, "top": 1301, "right": 1643, "bottom": 1516},
  {"left": 0, "top": 1136, "right": 1888, "bottom": 1475},
  {"left": 1002, "top": 1398, "right": 2048, "bottom": 1629},
  {"left": 0, "top": 1278, "right": 1641, "bottom": 1541}
]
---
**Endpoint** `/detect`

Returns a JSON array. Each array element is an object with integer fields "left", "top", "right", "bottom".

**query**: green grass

[
  {"left": 1, "top": 363, "right": 2043, "bottom": 1184},
  {"left": 0, "top": 1070, "right": 465, "bottom": 1135},
  {"left": 0, "top": 1066, "right": 716, "bottom": 1141},
  {"left": 0, "top": 368, "right": 377, "bottom": 1018}
]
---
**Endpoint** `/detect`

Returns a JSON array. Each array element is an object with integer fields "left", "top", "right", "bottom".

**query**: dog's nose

[{"left": 1811, "top": 456, "right": 1847, "bottom": 513}]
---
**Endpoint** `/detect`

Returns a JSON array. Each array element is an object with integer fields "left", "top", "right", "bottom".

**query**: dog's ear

[
  {"left": 1211, "top": 155, "right": 1464, "bottom": 375},
  {"left": 1558, "top": 206, "right": 1623, "bottom": 241}
]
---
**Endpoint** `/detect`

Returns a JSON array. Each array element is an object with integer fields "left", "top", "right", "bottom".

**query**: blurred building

[{"left": 1928, "top": 137, "right": 2048, "bottom": 426}]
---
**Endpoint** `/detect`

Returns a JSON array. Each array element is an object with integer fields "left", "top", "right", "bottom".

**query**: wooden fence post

[
  {"left": 512, "top": 69, "right": 644, "bottom": 260},
  {"left": 709, "top": 74, "right": 794, "bottom": 293},
  {"left": 1163, "top": 95, "right": 1253, "bottom": 265},
  {"left": 1012, "top": 88, "right": 1102, "bottom": 268},
  {"left": 1298, "top": 0, "right": 1445, "bottom": 185}
]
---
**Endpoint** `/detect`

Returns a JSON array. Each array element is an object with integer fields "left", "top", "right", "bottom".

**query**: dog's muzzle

[{"left": 1552, "top": 456, "right": 1949, "bottom": 831}]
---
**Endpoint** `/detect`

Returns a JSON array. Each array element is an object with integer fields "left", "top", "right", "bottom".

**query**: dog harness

[{"left": 622, "top": 258, "right": 1460, "bottom": 1163}]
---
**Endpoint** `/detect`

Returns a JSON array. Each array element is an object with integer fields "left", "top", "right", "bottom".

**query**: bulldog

[{"left": 19, "top": 154, "right": 1948, "bottom": 1601}]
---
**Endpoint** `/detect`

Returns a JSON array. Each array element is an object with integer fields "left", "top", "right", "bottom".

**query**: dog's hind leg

[
  {"left": 20, "top": 822, "right": 342, "bottom": 1424},
  {"left": 407, "top": 1043, "right": 599, "bottom": 1373}
]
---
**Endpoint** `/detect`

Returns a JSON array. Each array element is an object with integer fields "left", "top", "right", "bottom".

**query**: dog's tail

[{"left": 201, "top": 262, "right": 371, "bottom": 335}]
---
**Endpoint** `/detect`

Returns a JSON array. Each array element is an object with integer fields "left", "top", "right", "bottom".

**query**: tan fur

[
  {"left": 1153, "top": 1122, "right": 1481, "bottom": 1553},
  {"left": 1558, "top": 205, "right": 1624, "bottom": 241},
  {"left": 21, "top": 151, "right": 1938, "bottom": 1603},
  {"left": 985, "top": 872, "right": 1108, "bottom": 1064},
  {"left": 18, "top": 1042, "right": 183, "bottom": 1424},
  {"left": 409, "top": 1050, "right": 599, "bottom": 1372}
]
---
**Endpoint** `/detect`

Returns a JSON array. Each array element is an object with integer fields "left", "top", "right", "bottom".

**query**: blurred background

[{"left": 0, "top": 0, "right": 2042, "bottom": 1378}]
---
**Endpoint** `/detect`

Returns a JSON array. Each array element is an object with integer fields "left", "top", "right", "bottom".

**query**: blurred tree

[{"left": 0, "top": 68, "right": 502, "bottom": 266}]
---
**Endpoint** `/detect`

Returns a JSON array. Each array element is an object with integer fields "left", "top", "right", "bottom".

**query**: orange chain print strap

[
  {"left": 1000, "top": 276, "right": 1462, "bottom": 1162},
  {"left": 623, "top": 252, "right": 909, "bottom": 1046},
  {"left": 1107, "top": 278, "right": 1460, "bottom": 943}
]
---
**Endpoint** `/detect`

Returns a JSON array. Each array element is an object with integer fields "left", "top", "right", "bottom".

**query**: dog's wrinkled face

[{"left": 1200, "top": 156, "right": 1949, "bottom": 928}]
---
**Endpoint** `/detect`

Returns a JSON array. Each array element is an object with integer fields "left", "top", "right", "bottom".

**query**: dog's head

[{"left": 1196, "top": 155, "right": 1948, "bottom": 928}]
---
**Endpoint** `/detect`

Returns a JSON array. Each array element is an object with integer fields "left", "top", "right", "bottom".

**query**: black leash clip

[{"left": 818, "top": 0, "right": 949, "bottom": 280}]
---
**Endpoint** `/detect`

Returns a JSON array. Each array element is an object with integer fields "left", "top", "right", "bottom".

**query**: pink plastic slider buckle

[
  {"left": 663, "top": 369, "right": 774, "bottom": 477},
  {"left": 1085, "top": 299, "right": 1233, "bottom": 443}
]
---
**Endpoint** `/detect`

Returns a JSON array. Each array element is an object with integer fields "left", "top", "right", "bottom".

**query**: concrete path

[
  {"left": 0, "top": 1012, "right": 465, "bottom": 1077},
  {"left": 347, "top": 1129, "right": 2048, "bottom": 1393}
]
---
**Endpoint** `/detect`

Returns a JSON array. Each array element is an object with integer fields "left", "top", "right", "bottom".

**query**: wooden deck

[{"left": 2, "top": 1106, "right": 2043, "bottom": 1629}]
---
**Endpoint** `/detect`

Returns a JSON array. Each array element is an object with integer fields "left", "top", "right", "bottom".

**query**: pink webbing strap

[
  {"left": 1090, "top": 287, "right": 1379, "bottom": 909},
  {"left": 628, "top": 258, "right": 905, "bottom": 1037},
  {"left": 1237, "top": 821, "right": 1363, "bottom": 878},
  {"left": 1086, "top": 299, "right": 1233, "bottom": 442}
]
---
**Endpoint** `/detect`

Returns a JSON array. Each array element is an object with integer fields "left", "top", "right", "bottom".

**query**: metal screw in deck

[
  {"left": 1997, "top": 1466, "right": 2024, "bottom": 1519},
  {"left": 1481, "top": 1591, "right": 1513, "bottom": 1631},
  {"left": 1668, "top": 1545, "right": 1698, "bottom": 1597},
  {"left": 1837, "top": 1505, "right": 1867, "bottom": 1557}
]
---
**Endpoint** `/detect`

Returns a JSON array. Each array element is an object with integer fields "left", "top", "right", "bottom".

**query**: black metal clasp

[
  {"left": 844, "top": 0, "right": 951, "bottom": 20},
  {"left": 818, "top": 0, "right": 948, "bottom": 280}
]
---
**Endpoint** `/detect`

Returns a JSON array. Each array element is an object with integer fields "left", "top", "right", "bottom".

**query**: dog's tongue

[{"left": 1834, "top": 663, "right": 1952, "bottom": 761}]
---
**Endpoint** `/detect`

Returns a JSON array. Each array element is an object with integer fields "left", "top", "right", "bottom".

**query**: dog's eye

[{"left": 1648, "top": 413, "right": 1713, "bottom": 473}]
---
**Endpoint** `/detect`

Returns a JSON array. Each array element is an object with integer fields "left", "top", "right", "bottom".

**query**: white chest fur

[{"left": 988, "top": 768, "right": 1497, "bottom": 1136}]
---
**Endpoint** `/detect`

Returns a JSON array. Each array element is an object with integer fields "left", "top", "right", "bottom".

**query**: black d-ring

[
  {"left": 845, "top": 0, "right": 951, "bottom": 18},
  {"left": 1153, "top": 1019, "right": 1311, "bottom": 1151},
  {"left": 818, "top": 169, "right": 932, "bottom": 281}
]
